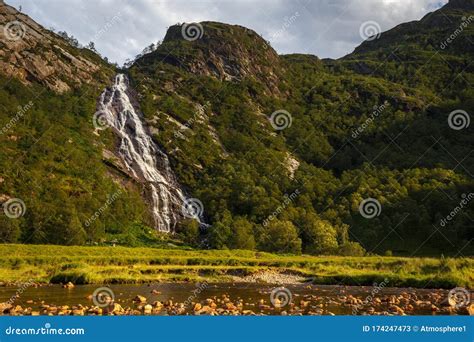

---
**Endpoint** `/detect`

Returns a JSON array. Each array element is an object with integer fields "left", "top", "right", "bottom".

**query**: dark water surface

[{"left": 0, "top": 283, "right": 463, "bottom": 315}]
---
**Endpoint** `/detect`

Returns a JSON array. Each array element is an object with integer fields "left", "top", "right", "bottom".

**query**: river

[{"left": 0, "top": 283, "right": 467, "bottom": 316}]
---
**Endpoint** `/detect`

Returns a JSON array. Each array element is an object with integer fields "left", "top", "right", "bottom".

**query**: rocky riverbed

[{"left": 0, "top": 282, "right": 472, "bottom": 316}]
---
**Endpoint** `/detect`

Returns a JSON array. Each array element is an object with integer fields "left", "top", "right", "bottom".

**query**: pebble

[{"left": 0, "top": 286, "right": 469, "bottom": 316}]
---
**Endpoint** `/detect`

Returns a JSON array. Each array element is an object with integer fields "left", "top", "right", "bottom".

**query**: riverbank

[
  {"left": 0, "top": 283, "right": 472, "bottom": 316},
  {"left": 0, "top": 244, "right": 472, "bottom": 288}
]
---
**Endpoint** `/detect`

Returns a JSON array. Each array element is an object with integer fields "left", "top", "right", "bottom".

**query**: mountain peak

[{"left": 136, "top": 21, "right": 282, "bottom": 94}]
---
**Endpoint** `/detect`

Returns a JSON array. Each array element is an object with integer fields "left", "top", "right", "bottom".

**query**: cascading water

[{"left": 96, "top": 74, "right": 188, "bottom": 233}]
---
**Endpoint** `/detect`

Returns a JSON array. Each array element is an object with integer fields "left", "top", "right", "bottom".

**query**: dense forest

[{"left": 0, "top": 0, "right": 473, "bottom": 256}]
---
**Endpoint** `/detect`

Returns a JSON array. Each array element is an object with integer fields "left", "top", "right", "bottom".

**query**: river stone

[
  {"left": 133, "top": 295, "right": 147, "bottom": 303},
  {"left": 0, "top": 302, "right": 12, "bottom": 313},
  {"left": 63, "top": 282, "right": 75, "bottom": 289}
]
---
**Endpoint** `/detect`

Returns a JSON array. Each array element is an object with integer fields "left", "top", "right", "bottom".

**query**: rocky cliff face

[
  {"left": 0, "top": 1, "right": 112, "bottom": 93},
  {"left": 138, "top": 21, "right": 283, "bottom": 96}
]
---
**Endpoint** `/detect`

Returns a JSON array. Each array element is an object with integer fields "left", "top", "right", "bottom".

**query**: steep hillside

[
  {"left": 341, "top": 0, "right": 474, "bottom": 98},
  {"left": 0, "top": 1, "right": 472, "bottom": 256},
  {"left": 129, "top": 12, "right": 473, "bottom": 255},
  {"left": 0, "top": 2, "right": 150, "bottom": 246}
]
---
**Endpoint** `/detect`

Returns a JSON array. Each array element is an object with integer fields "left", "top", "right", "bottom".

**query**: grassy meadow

[{"left": 0, "top": 244, "right": 472, "bottom": 288}]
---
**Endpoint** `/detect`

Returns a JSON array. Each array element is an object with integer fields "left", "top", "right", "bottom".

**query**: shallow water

[{"left": 0, "top": 283, "right": 464, "bottom": 315}]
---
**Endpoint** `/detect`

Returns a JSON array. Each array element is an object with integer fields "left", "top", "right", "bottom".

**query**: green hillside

[{"left": 0, "top": 0, "right": 473, "bottom": 256}]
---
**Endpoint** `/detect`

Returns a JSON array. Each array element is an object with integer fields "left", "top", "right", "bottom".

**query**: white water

[{"left": 97, "top": 74, "right": 186, "bottom": 232}]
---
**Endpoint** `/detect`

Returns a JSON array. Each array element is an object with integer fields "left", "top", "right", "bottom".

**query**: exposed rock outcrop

[{"left": 0, "top": 1, "right": 111, "bottom": 92}]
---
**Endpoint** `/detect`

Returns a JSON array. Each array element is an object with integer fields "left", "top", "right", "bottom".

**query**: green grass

[{"left": 0, "top": 244, "right": 472, "bottom": 288}]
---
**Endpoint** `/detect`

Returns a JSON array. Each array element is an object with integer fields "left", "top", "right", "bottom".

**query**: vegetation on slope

[
  {"left": 129, "top": 3, "right": 473, "bottom": 256},
  {"left": 0, "top": 1, "right": 472, "bottom": 257}
]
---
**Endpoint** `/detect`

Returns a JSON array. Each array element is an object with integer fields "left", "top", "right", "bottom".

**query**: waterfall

[{"left": 97, "top": 74, "right": 187, "bottom": 233}]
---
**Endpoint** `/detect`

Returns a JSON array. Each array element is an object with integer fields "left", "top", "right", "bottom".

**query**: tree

[
  {"left": 338, "top": 242, "right": 366, "bottom": 256},
  {"left": 303, "top": 219, "right": 338, "bottom": 255},
  {"left": 86, "top": 41, "right": 97, "bottom": 52},
  {"left": 258, "top": 220, "right": 301, "bottom": 254},
  {"left": 57, "top": 31, "right": 80, "bottom": 48},
  {"left": 0, "top": 216, "right": 20, "bottom": 243},
  {"left": 177, "top": 218, "right": 200, "bottom": 246},
  {"left": 229, "top": 217, "right": 255, "bottom": 250},
  {"left": 208, "top": 210, "right": 232, "bottom": 249}
]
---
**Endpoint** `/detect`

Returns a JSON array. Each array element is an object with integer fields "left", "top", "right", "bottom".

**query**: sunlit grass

[{"left": 0, "top": 244, "right": 471, "bottom": 288}]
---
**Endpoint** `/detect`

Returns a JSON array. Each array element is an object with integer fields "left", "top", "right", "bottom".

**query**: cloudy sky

[{"left": 8, "top": 0, "right": 447, "bottom": 65}]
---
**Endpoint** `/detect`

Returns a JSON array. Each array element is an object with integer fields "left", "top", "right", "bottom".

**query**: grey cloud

[{"left": 7, "top": 0, "right": 447, "bottom": 65}]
